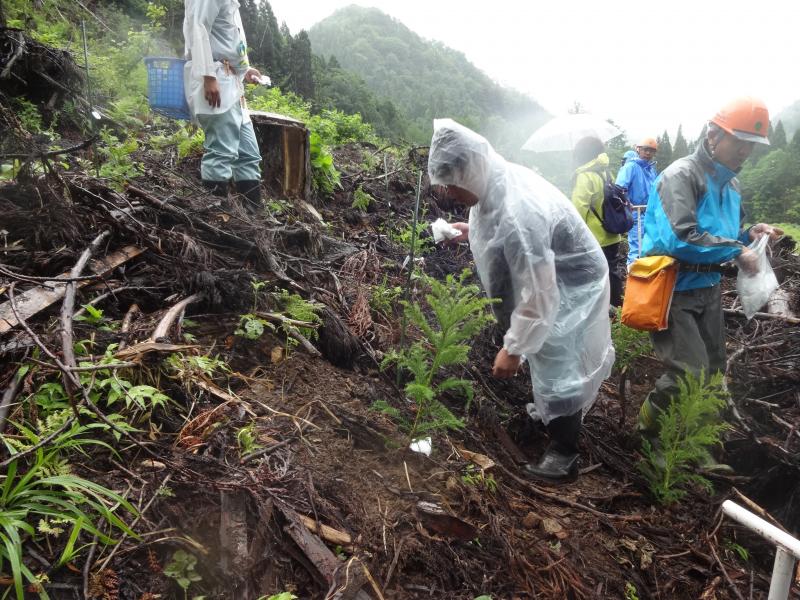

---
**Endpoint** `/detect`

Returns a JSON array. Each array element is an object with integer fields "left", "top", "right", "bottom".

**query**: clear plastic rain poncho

[{"left": 428, "top": 119, "right": 615, "bottom": 424}]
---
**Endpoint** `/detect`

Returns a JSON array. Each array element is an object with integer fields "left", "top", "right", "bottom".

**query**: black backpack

[{"left": 588, "top": 170, "right": 634, "bottom": 234}]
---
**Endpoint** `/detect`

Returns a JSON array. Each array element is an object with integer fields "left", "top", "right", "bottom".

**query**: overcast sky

[{"left": 267, "top": 0, "right": 799, "bottom": 145}]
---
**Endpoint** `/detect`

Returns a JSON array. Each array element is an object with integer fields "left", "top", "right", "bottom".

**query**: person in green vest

[{"left": 570, "top": 136, "right": 623, "bottom": 309}]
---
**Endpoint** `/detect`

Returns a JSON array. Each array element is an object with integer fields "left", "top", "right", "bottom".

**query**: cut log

[
  {"left": 0, "top": 245, "right": 143, "bottom": 335},
  {"left": 250, "top": 111, "right": 310, "bottom": 200}
]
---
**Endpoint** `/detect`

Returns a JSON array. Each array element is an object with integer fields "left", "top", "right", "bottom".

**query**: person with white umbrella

[{"left": 430, "top": 119, "right": 615, "bottom": 482}]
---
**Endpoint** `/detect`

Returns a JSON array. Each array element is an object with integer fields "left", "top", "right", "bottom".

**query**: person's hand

[
  {"left": 492, "top": 348, "right": 521, "bottom": 379},
  {"left": 749, "top": 223, "right": 784, "bottom": 242},
  {"left": 737, "top": 246, "right": 759, "bottom": 275},
  {"left": 203, "top": 76, "right": 220, "bottom": 108},
  {"left": 445, "top": 222, "right": 469, "bottom": 246},
  {"left": 244, "top": 67, "right": 262, "bottom": 84}
]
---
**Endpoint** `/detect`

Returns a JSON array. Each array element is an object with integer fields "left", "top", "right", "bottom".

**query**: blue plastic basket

[{"left": 144, "top": 57, "right": 191, "bottom": 120}]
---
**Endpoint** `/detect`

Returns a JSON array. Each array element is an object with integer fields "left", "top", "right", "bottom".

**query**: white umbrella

[{"left": 522, "top": 113, "right": 623, "bottom": 152}]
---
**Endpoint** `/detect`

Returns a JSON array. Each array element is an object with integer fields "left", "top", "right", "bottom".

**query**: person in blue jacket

[
  {"left": 616, "top": 138, "right": 658, "bottom": 265},
  {"left": 620, "top": 149, "right": 637, "bottom": 167},
  {"left": 638, "top": 97, "right": 783, "bottom": 445}
]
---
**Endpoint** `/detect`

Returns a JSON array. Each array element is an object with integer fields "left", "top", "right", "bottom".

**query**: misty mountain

[
  {"left": 307, "top": 5, "right": 549, "bottom": 156},
  {"left": 776, "top": 100, "right": 800, "bottom": 143}
]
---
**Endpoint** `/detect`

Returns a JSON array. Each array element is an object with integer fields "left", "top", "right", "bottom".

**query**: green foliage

[
  {"left": 74, "top": 304, "right": 118, "bottom": 331},
  {"left": 381, "top": 269, "right": 496, "bottom": 438},
  {"left": 98, "top": 128, "right": 142, "bottom": 191},
  {"left": 13, "top": 98, "right": 44, "bottom": 133},
  {"left": 0, "top": 442, "right": 136, "bottom": 600},
  {"left": 351, "top": 185, "right": 374, "bottom": 211},
  {"left": 273, "top": 290, "right": 323, "bottom": 341},
  {"left": 151, "top": 122, "right": 205, "bottom": 161},
  {"left": 610, "top": 312, "right": 653, "bottom": 371},
  {"left": 370, "top": 276, "right": 402, "bottom": 316},
  {"left": 638, "top": 371, "right": 729, "bottom": 504},
  {"left": 236, "top": 423, "right": 263, "bottom": 456},
  {"left": 235, "top": 314, "right": 274, "bottom": 340},
  {"left": 164, "top": 549, "right": 202, "bottom": 591},
  {"left": 724, "top": 539, "right": 750, "bottom": 562},
  {"left": 624, "top": 582, "right": 640, "bottom": 600},
  {"left": 461, "top": 465, "right": 497, "bottom": 494},
  {"left": 309, "top": 131, "right": 341, "bottom": 195},
  {"left": 773, "top": 222, "right": 800, "bottom": 242},
  {"left": 258, "top": 593, "right": 298, "bottom": 600},
  {"left": 395, "top": 219, "right": 432, "bottom": 256},
  {"left": 740, "top": 148, "right": 800, "bottom": 224},
  {"left": 165, "top": 353, "right": 231, "bottom": 380}
]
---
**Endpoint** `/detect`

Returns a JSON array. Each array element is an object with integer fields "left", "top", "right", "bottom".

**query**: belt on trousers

[{"left": 678, "top": 262, "right": 737, "bottom": 276}]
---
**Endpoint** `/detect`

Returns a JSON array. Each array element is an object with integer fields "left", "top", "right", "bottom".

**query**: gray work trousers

[{"left": 648, "top": 285, "right": 726, "bottom": 410}]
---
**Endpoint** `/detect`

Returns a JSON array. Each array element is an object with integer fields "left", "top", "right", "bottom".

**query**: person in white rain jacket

[
  {"left": 429, "top": 119, "right": 615, "bottom": 482},
  {"left": 183, "top": 0, "right": 268, "bottom": 210}
]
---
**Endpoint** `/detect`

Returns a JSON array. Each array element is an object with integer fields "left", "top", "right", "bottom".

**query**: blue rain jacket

[
  {"left": 641, "top": 141, "right": 751, "bottom": 291},
  {"left": 615, "top": 157, "right": 657, "bottom": 206}
]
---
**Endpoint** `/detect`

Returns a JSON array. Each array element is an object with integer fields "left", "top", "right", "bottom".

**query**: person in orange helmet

[
  {"left": 637, "top": 97, "right": 783, "bottom": 468},
  {"left": 615, "top": 137, "right": 658, "bottom": 266}
]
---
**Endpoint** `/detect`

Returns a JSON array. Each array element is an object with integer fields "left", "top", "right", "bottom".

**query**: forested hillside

[{"left": 308, "top": 5, "right": 550, "bottom": 156}]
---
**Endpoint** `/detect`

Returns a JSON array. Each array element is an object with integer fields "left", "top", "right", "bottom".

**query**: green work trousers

[
  {"left": 197, "top": 101, "right": 261, "bottom": 183},
  {"left": 647, "top": 285, "right": 726, "bottom": 411}
]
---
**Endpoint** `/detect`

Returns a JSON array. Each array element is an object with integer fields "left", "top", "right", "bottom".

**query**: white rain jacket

[
  {"left": 428, "top": 119, "right": 615, "bottom": 423},
  {"left": 183, "top": 0, "right": 250, "bottom": 120}
]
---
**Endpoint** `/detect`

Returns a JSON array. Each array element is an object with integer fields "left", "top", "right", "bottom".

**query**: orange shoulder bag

[{"left": 621, "top": 256, "right": 678, "bottom": 331}]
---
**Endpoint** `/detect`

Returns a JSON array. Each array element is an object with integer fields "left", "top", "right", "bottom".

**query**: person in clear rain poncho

[{"left": 429, "top": 119, "right": 615, "bottom": 482}]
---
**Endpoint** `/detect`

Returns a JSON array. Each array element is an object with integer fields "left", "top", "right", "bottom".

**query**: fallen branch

[
  {"left": 724, "top": 308, "right": 800, "bottom": 325},
  {"left": 0, "top": 367, "right": 23, "bottom": 434},
  {"left": 60, "top": 231, "right": 111, "bottom": 418},
  {"left": 149, "top": 293, "right": 201, "bottom": 342},
  {"left": 0, "top": 136, "right": 97, "bottom": 161},
  {"left": 0, "top": 245, "right": 144, "bottom": 334}
]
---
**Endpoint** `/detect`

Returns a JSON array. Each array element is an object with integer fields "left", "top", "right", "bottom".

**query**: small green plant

[
  {"left": 370, "top": 276, "right": 402, "bottom": 315},
  {"left": 724, "top": 539, "right": 750, "bottom": 561},
  {"left": 250, "top": 279, "right": 268, "bottom": 311},
  {"left": 164, "top": 550, "right": 202, "bottom": 597},
  {"left": 273, "top": 290, "right": 323, "bottom": 341},
  {"left": 611, "top": 313, "right": 653, "bottom": 371},
  {"left": 461, "top": 464, "right": 497, "bottom": 494},
  {"left": 266, "top": 198, "right": 289, "bottom": 214},
  {"left": 165, "top": 353, "right": 231, "bottom": 380},
  {"left": 623, "top": 582, "right": 640, "bottom": 600},
  {"left": 381, "top": 269, "right": 496, "bottom": 438},
  {"left": 351, "top": 185, "right": 374, "bottom": 211},
  {"left": 258, "top": 593, "right": 298, "bottom": 600},
  {"left": 74, "top": 304, "right": 118, "bottom": 332},
  {"left": 98, "top": 127, "right": 142, "bottom": 191},
  {"left": 396, "top": 219, "right": 432, "bottom": 256},
  {"left": 236, "top": 423, "right": 263, "bottom": 456},
  {"left": 235, "top": 313, "right": 274, "bottom": 340},
  {"left": 309, "top": 131, "right": 341, "bottom": 196},
  {"left": 638, "top": 371, "right": 729, "bottom": 504},
  {"left": 13, "top": 98, "right": 44, "bottom": 133}
]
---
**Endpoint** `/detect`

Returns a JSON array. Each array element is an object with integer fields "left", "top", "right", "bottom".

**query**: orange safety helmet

[
  {"left": 710, "top": 97, "right": 770, "bottom": 145},
  {"left": 636, "top": 137, "right": 658, "bottom": 150}
]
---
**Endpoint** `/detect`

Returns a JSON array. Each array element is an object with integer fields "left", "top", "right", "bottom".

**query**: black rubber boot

[
  {"left": 202, "top": 180, "right": 229, "bottom": 198},
  {"left": 234, "top": 180, "right": 262, "bottom": 213},
  {"left": 523, "top": 412, "right": 581, "bottom": 482}
]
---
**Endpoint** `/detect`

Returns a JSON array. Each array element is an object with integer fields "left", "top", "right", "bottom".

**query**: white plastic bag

[{"left": 736, "top": 235, "right": 778, "bottom": 319}]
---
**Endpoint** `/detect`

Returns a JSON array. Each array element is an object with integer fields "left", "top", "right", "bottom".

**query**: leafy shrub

[
  {"left": 381, "top": 269, "right": 496, "bottom": 438},
  {"left": 351, "top": 185, "right": 374, "bottom": 211},
  {"left": 638, "top": 371, "right": 729, "bottom": 504},
  {"left": 610, "top": 311, "right": 652, "bottom": 371},
  {"left": 0, "top": 439, "right": 136, "bottom": 600}
]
